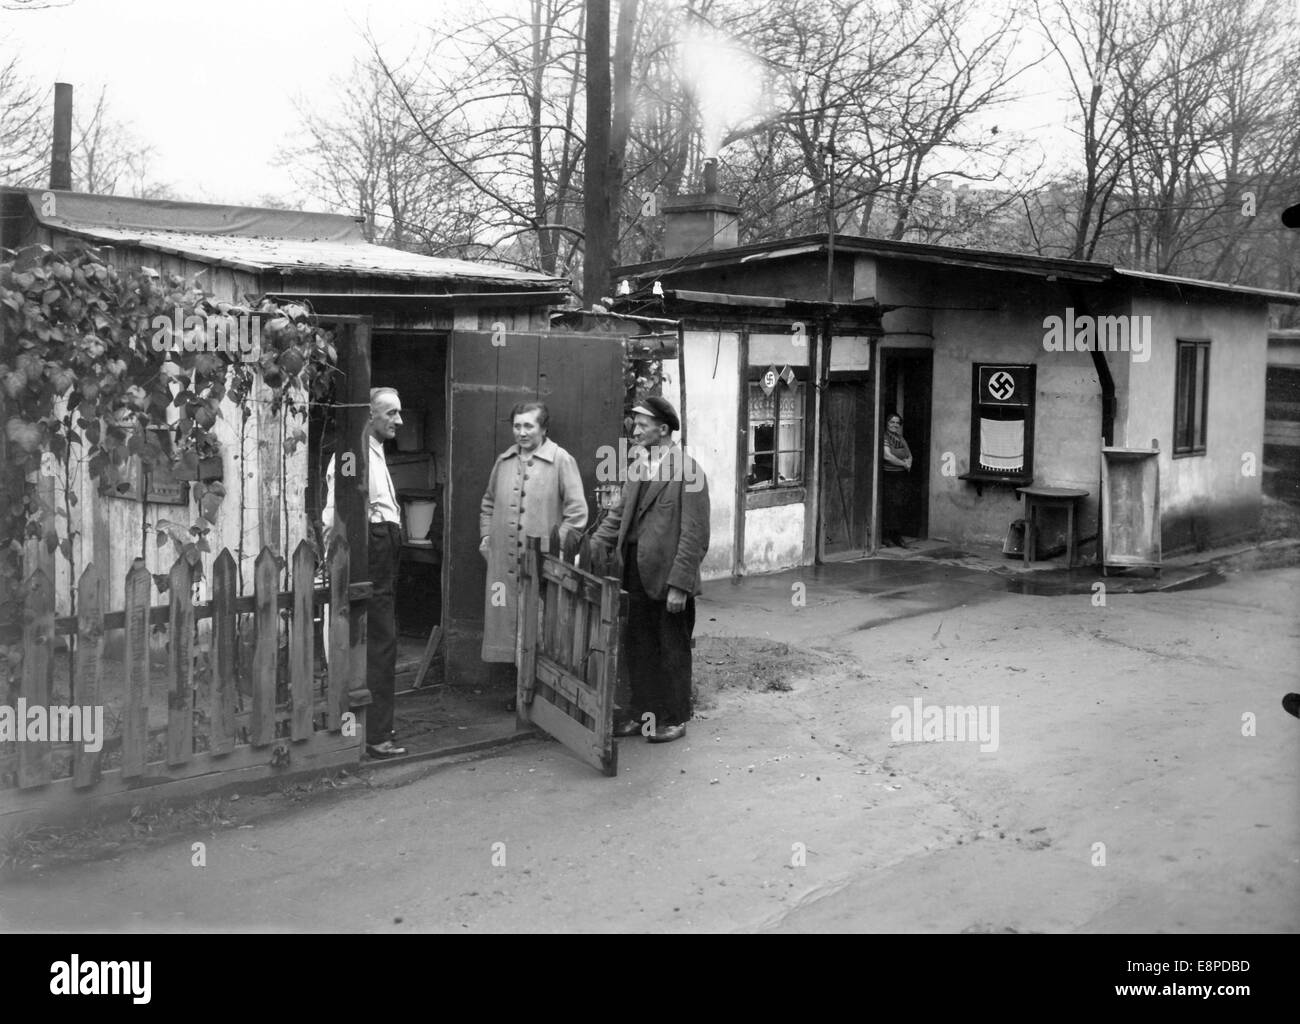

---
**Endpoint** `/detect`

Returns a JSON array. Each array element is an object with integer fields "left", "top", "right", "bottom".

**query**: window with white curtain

[{"left": 746, "top": 375, "right": 806, "bottom": 490}]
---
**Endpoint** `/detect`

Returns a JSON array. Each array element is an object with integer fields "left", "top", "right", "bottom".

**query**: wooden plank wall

[{"left": 29, "top": 233, "right": 311, "bottom": 616}]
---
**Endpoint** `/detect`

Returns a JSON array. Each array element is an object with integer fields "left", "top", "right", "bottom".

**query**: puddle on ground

[
  {"left": 1157, "top": 569, "right": 1227, "bottom": 592},
  {"left": 997, "top": 568, "right": 1227, "bottom": 595},
  {"left": 998, "top": 576, "right": 1080, "bottom": 596}
]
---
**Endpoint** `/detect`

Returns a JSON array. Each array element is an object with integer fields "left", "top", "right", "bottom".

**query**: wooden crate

[{"left": 1100, "top": 443, "right": 1162, "bottom": 574}]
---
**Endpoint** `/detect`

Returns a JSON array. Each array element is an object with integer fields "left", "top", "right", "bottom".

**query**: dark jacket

[{"left": 592, "top": 444, "right": 710, "bottom": 599}]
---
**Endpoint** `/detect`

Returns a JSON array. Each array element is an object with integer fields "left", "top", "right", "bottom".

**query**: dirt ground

[{"left": 1, "top": 546, "right": 1296, "bottom": 933}]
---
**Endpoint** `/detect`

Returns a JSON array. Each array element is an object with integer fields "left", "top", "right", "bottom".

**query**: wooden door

[
  {"left": 445, "top": 330, "right": 625, "bottom": 676},
  {"left": 820, "top": 376, "right": 873, "bottom": 558}
]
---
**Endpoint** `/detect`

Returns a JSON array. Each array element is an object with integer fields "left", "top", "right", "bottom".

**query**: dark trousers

[
  {"left": 622, "top": 544, "right": 695, "bottom": 727},
  {"left": 366, "top": 521, "right": 400, "bottom": 744},
  {"left": 882, "top": 470, "right": 907, "bottom": 539}
]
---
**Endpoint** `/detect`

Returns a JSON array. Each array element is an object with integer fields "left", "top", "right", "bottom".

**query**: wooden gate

[
  {"left": 516, "top": 536, "right": 625, "bottom": 776},
  {"left": 0, "top": 527, "right": 370, "bottom": 831}
]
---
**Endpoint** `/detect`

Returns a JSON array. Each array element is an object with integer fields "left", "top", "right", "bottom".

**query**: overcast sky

[
  {"left": 1, "top": 0, "right": 468, "bottom": 206},
  {"left": 5, "top": 0, "right": 1294, "bottom": 213}
]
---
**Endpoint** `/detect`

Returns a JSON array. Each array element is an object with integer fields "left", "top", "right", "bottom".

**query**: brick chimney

[
  {"left": 50, "top": 83, "right": 73, "bottom": 191},
  {"left": 663, "top": 157, "right": 740, "bottom": 257}
]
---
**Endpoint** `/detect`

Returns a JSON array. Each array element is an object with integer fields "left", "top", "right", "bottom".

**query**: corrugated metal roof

[
  {"left": 15, "top": 188, "right": 567, "bottom": 288},
  {"left": 619, "top": 232, "right": 1114, "bottom": 283},
  {"left": 1115, "top": 268, "right": 1300, "bottom": 305},
  {"left": 619, "top": 231, "right": 1300, "bottom": 303}
]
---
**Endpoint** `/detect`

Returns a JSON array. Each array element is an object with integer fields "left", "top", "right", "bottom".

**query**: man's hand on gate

[
  {"left": 666, "top": 586, "right": 688, "bottom": 613},
  {"left": 479, "top": 536, "right": 490, "bottom": 561}
]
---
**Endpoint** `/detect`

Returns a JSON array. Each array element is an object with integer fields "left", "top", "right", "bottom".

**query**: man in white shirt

[{"left": 323, "top": 387, "right": 406, "bottom": 758}]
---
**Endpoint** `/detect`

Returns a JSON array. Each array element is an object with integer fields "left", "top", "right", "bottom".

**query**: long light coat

[{"left": 479, "top": 438, "right": 588, "bottom": 662}]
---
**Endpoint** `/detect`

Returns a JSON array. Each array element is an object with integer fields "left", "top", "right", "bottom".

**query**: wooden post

[
  {"left": 583, "top": 0, "right": 612, "bottom": 305},
  {"left": 326, "top": 524, "right": 351, "bottom": 731},
  {"left": 17, "top": 568, "right": 53, "bottom": 789},
  {"left": 330, "top": 317, "right": 372, "bottom": 717},
  {"left": 518, "top": 537, "right": 542, "bottom": 707},
  {"left": 289, "top": 540, "right": 315, "bottom": 740},
  {"left": 598, "top": 573, "right": 625, "bottom": 778},
  {"left": 166, "top": 557, "right": 195, "bottom": 766},
  {"left": 121, "top": 560, "right": 150, "bottom": 778},
  {"left": 332, "top": 318, "right": 371, "bottom": 596},
  {"left": 210, "top": 549, "right": 237, "bottom": 755},
  {"left": 250, "top": 547, "right": 277, "bottom": 747},
  {"left": 72, "top": 564, "right": 104, "bottom": 788}
]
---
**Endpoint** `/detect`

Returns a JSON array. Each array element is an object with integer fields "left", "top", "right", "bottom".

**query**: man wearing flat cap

[{"left": 592, "top": 396, "right": 709, "bottom": 743}]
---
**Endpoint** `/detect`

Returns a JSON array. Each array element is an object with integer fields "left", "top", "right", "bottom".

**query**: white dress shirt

[{"left": 322, "top": 434, "right": 401, "bottom": 530}]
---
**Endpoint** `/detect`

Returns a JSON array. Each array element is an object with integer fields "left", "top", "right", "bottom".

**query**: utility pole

[
  {"left": 583, "top": 0, "right": 612, "bottom": 307},
  {"left": 822, "top": 141, "right": 836, "bottom": 303}
]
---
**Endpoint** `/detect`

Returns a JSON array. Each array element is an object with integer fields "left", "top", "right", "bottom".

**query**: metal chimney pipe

[
  {"left": 50, "top": 82, "right": 73, "bottom": 191},
  {"left": 703, "top": 157, "right": 718, "bottom": 194}
]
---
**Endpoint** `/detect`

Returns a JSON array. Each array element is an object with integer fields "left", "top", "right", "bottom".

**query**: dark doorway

[
  {"left": 878, "top": 349, "right": 933, "bottom": 543},
  {"left": 370, "top": 332, "right": 448, "bottom": 641},
  {"left": 819, "top": 374, "right": 874, "bottom": 558}
]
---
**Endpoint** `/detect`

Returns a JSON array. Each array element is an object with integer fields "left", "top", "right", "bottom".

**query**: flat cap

[{"left": 631, "top": 395, "right": 680, "bottom": 432}]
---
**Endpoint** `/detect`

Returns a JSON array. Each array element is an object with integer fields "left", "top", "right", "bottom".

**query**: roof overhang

[
  {"left": 1115, "top": 268, "right": 1300, "bottom": 305},
  {"left": 265, "top": 290, "right": 571, "bottom": 312},
  {"left": 615, "top": 232, "right": 1300, "bottom": 306},
  {"left": 5, "top": 187, "right": 568, "bottom": 290},
  {"left": 616, "top": 233, "right": 1114, "bottom": 285},
  {"left": 615, "top": 287, "right": 884, "bottom": 332}
]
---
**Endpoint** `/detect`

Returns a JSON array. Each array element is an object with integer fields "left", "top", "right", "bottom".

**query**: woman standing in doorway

[
  {"left": 479, "top": 401, "right": 588, "bottom": 710},
  {"left": 881, "top": 412, "right": 913, "bottom": 547}
]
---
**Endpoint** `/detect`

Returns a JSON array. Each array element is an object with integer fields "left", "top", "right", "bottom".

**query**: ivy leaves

[{"left": 0, "top": 242, "right": 337, "bottom": 587}]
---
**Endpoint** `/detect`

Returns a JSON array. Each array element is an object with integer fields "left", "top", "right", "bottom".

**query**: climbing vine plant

[{"left": 0, "top": 241, "right": 339, "bottom": 629}]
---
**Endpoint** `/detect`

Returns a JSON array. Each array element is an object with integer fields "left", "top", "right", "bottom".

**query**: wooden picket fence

[
  {"left": 0, "top": 525, "right": 371, "bottom": 830},
  {"left": 517, "top": 534, "right": 625, "bottom": 776}
]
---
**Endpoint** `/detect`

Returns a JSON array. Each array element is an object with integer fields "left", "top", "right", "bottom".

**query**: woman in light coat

[{"left": 479, "top": 402, "right": 588, "bottom": 695}]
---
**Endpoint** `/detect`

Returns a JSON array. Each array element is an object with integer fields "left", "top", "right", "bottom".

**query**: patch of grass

[
  {"left": 0, "top": 823, "right": 112, "bottom": 873},
  {"left": 693, "top": 636, "right": 818, "bottom": 710},
  {"left": 0, "top": 795, "right": 239, "bottom": 877},
  {"left": 275, "top": 769, "right": 363, "bottom": 803}
]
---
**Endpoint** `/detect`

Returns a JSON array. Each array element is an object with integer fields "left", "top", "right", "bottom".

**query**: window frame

[
  {"left": 1173, "top": 339, "right": 1210, "bottom": 458},
  {"left": 743, "top": 363, "right": 813, "bottom": 508},
  {"left": 962, "top": 362, "right": 1036, "bottom": 489}
]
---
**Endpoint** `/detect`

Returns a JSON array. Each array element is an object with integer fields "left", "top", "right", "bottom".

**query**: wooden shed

[{"left": 0, "top": 187, "right": 625, "bottom": 683}]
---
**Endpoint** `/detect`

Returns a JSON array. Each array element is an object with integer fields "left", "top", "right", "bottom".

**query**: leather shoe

[
  {"left": 647, "top": 722, "right": 686, "bottom": 743},
  {"left": 613, "top": 716, "right": 642, "bottom": 737},
  {"left": 365, "top": 740, "right": 408, "bottom": 759}
]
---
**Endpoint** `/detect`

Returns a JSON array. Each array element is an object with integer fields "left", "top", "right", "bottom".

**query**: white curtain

[{"left": 979, "top": 417, "right": 1024, "bottom": 471}]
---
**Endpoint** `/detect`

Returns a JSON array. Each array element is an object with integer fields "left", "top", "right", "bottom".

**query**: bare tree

[
  {"left": 1119, "top": 0, "right": 1300, "bottom": 276},
  {"left": 1028, "top": 0, "right": 1300, "bottom": 287},
  {"left": 0, "top": 48, "right": 47, "bottom": 185},
  {"left": 71, "top": 87, "right": 174, "bottom": 198},
  {"left": 1, "top": 52, "right": 173, "bottom": 198},
  {"left": 681, "top": 0, "right": 1038, "bottom": 246},
  {"left": 1031, "top": 0, "right": 1163, "bottom": 259},
  {"left": 282, "top": 58, "right": 488, "bottom": 255},
  {"left": 372, "top": 0, "right": 590, "bottom": 276}
]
